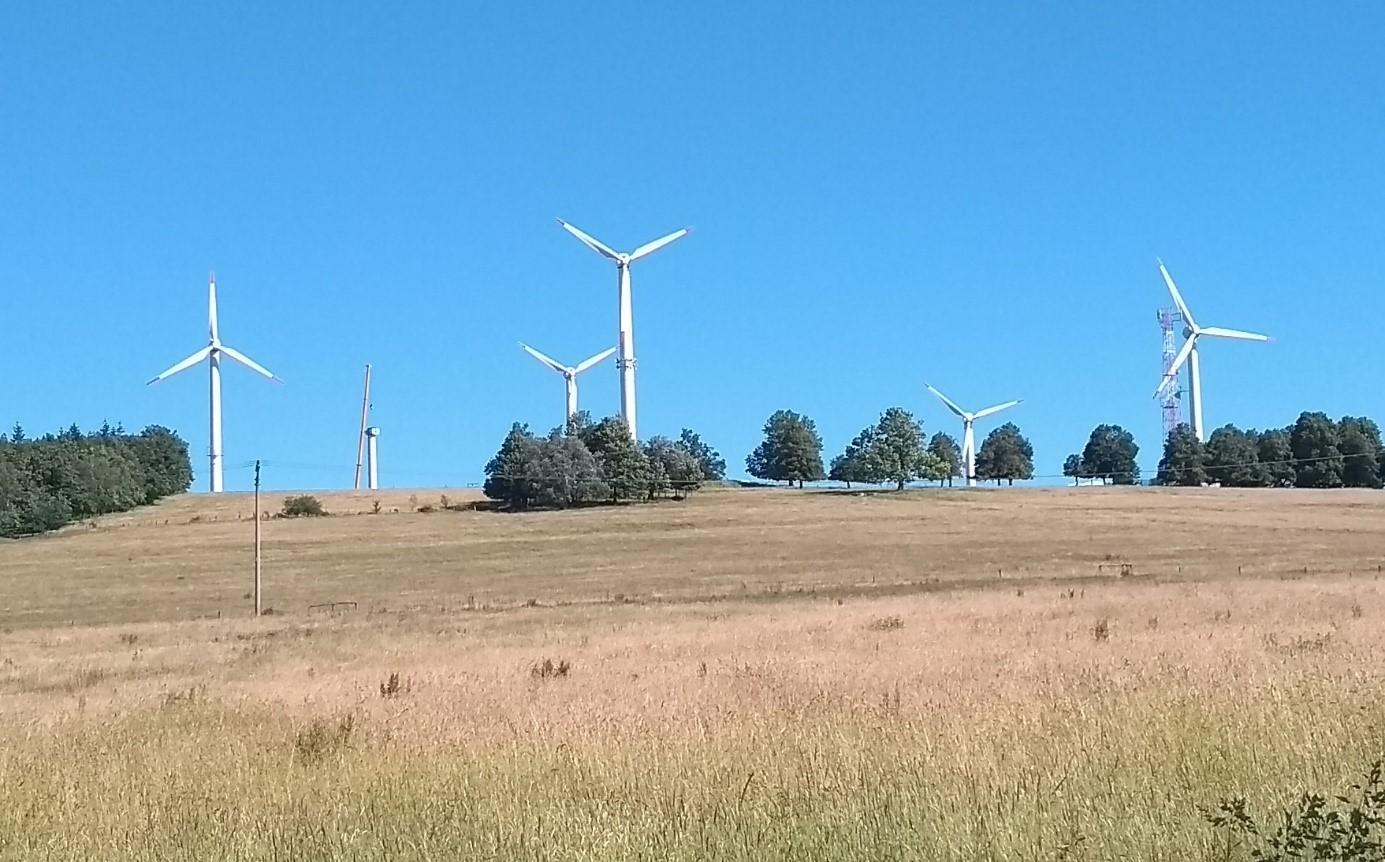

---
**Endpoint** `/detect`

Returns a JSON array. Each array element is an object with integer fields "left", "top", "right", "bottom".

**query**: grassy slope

[{"left": 2, "top": 487, "right": 1384, "bottom": 859}]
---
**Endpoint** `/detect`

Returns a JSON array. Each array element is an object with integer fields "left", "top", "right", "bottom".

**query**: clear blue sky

[{"left": 3, "top": 3, "right": 1382, "bottom": 490}]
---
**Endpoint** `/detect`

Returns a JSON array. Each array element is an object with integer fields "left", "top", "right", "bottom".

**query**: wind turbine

[
  {"left": 1152, "top": 260, "right": 1270, "bottom": 442},
  {"left": 520, "top": 342, "right": 616, "bottom": 422},
  {"left": 926, "top": 384, "right": 1021, "bottom": 488},
  {"left": 557, "top": 219, "right": 690, "bottom": 440},
  {"left": 147, "top": 274, "right": 279, "bottom": 493}
]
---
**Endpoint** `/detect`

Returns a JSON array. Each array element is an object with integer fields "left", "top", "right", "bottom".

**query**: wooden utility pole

[
  {"left": 353, "top": 364, "right": 372, "bottom": 490},
  {"left": 253, "top": 459, "right": 262, "bottom": 617}
]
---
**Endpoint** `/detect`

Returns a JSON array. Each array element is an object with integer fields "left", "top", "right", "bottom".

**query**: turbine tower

[
  {"left": 1152, "top": 260, "right": 1269, "bottom": 442},
  {"left": 520, "top": 343, "right": 616, "bottom": 422},
  {"left": 557, "top": 219, "right": 690, "bottom": 440},
  {"left": 926, "top": 384, "right": 1021, "bottom": 488},
  {"left": 147, "top": 274, "right": 279, "bottom": 493}
]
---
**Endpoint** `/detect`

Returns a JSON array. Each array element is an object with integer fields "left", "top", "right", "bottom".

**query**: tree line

[
  {"left": 482, "top": 412, "right": 725, "bottom": 510},
  {"left": 0, "top": 423, "right": 194, "bottom": 537},
  {"left": 1154, "top": 413, "right": 1385, "bottom": 488},
  {"left": 747, "top": 408, "right": 1036, "bottom": 488}
]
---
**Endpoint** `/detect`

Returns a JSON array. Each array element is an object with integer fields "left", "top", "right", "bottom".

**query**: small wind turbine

[
  {"left": 521, "top": 343, "right": 616, "bottom": 422},
  {"left": 557, "top": 219, "right": 690, "bottom": 440},
  {"left": 1153, "top": 260, "right": 1270, "bottom": 442},
  {"left": 147, "top": 274, "right": 279, "bottom": 493},
  {"left": 926, "top": 384, "right": 1021, "bottom": 488}
]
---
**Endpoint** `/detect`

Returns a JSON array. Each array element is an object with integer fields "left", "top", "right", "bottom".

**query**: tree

[
  {"left": 1290, "top": 412, "right": 1343, "bottom": 488},
  {"left": 974, "top": 422, "right": 1033, "bottom": 485},
  {"left": 0, "top": 423, "right": 193, "bottom": 536},
  {"left": 1257, "top": 428, "right": 1296, "bottom": 487},
  {"left": 483, "top": 423, "right": 543, "bottom": 509},
  {"left": 564, "top": 410, "right": 594, "bottom": 439},
  {"left": 645, "top": 436, "right": 704, "bottom": 497},
  {"left": 1062, "top": 453, "right": 1083, "bottom": 485},
  {"left": 1204, "top": 425, "right": 1264, "bottom": 487},
  {"left": 746, "top": 410, "right": 824, "bottom": 488},
  {"left": 928, "top": 432, "right": 962, "bottom": 487},
  {"left": 863, "top": 407, "right": 934, "bottom": 491},
  {"left": 829, "top": 427, "right": 877, "bottom": 488},
  {"left": 1338, "top": 416, "right": 1382, "bottom": 489},
  {"left": 127, "top": 425, "right": 194, "bottom": 502},
  {"left": 675, "top": 429, "right": 725, "bottom": 481},
  {"left": 1080, "top": 424, "right": 1140, "bottom": 485},
  {"left": 1156, "top": 424, "right": 1207, "bottom": 486},
  {"left": 533, "top": 430, "right": 605, "bottom": 508},
  {"left": 580, "top": 416, "right": 653, "bottom": 502}
]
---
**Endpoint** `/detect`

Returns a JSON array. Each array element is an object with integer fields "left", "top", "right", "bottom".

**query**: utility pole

[{"left": 253, "top": 459, "right": 262, "bottom": 617}]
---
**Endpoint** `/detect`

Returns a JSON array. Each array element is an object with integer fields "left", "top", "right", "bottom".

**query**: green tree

[
  {"left": 1156, "top": 424, "right": 1207, "bottom": 486},
  {"left": 581, "top": 416, "right": 653, "bottom": 502},
  {"left": 533, "top": 431, "right": 605, "bottom": 508},
  {"left": 1290, "top": 412, "right": 1344, "bottom": 488},
  {"left": 645, "top": 436, "right": 704, "bottom": 496},
  {"left": 564, "top": 410, "right": 594, "bottom": 439},
  {"left": 928, "top": 432, "right": 962, "bottom": 486},
  {"left": 482, "top": 423, "right": 543, "bottom": 509},
  {"left": 1204, "top": 425, "right": 1264, "bottom": 487},
  {"left": 126, "top": 425, "right": 194, "bottom": 502},
  {"left": 829, "top": 427, "right": 877, "bottom": 488},
  {"left": 863, "top": 407, "right": 934, "bottom": 491},
  {"left": 974, "top": 422, "right": 1033, "bottom": 485},
  {"left": 1257, "top": 428, "right": 1296, "bottom": 487},
  {"left": 1080, "top": 424, "right": 1140, "bottom": 485},
  {"left": 1338, "top": 416, "right": 1383, "bottom": 489},
  {"left": 675, "top": 429, "right": 725, "bottom": 481},
  {"left": 746, "top": 410, "right": 824, "bottom": 488},
  {"left": 1062, "top": 453, "right": 1083, "bottom": 485}
]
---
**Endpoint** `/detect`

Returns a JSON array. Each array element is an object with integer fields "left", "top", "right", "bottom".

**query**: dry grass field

[{"left": 3, "top": 486, "right": 1385, "bottom": 859}]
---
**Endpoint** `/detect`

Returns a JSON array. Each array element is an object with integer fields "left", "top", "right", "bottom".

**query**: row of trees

[
  {"left": 746, "top": 408, "right": 1037, "bottom": 488},
  {"left": 1155, "top": 413, "right": 1385, "bottom": 488},
  {"left": 482, "top": 413, "right": 725, "bottom": 510},
  {"left": 0, "top": 423, "right": 194, "bottom": 536}
]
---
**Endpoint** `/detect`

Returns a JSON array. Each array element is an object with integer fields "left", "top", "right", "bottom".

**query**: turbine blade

[
  {"left": 147, "top": 346, "right": 212, "bottom": 384},
  {"left": 1154, "top": 336, "right": 1197, "bottom": 398},
  {"left": 208, "top": 273, "right": 219, "bottom": 342},
  {"left": 219, "top": 344, "right": 279, "bottom": 381},
  {"left": 629, "top": 228, "right": 690, "bottom": 262},
  {"left": 972, "top": 400, "right": 1021, "bottom": 420},
  {"left": 926, "top": 384, "right": 969, "bottom": 419},
  {"left": 1199, "top": 326, "right": 1271, "bottom": 343},
  {"left": 1158, "top": 261, "right": 1198, "bottom": 330},
  {"left": 573, "top": 346, "right": 617, "bottom": 374},
  {"left": 557, "top": 220, "right": 621, "bottom": 260},
  {"left": 521, "top": 343, "right": 568, "bottom": 374}
]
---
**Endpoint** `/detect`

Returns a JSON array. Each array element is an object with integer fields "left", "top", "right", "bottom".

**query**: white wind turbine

[
  {"left": 520, "top": 342, "right": 617, "bottom": 422},
  {"left": 1153, "top": 260, "right": 1270, "bottom": 442},
  {"left": 926, "top": 384, "right": 1021, "bottom": 488},
  {"left": 557, "top": 219, "right": 690, "bottom": 440},
  {"left": 147, "top": 274, "right": 279, "bottom": 493}
]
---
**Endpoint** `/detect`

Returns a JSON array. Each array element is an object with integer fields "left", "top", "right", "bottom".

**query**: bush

[
  {"left": 1206, "top": 759, "right": 1385, "bottom": 860},
  {"left": 282, "top": 495, "right": 326, "bottom": 517}
]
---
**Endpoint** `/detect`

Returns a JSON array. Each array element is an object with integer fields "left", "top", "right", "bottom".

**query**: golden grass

[{"left": 2, "top": 487, "right": 1384, "bottom": 859}]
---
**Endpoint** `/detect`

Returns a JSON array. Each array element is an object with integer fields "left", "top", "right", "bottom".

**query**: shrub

[
  {"left": 1205, "top": 759, "right": 1385, "bottom": 860},
  {"left": 282, "top": 495, "right": 326, "bottom": 517}
]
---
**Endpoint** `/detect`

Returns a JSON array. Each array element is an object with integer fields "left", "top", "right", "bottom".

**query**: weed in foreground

[
  {"left": 294, "top": 715, "right": 355, "bottom": 765},
  {"left": 1206, "top": 758, "right": 1385, "bottom": 861},
  {"left": 530, "top": 658, "right": 571, "bottom": 680}
]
